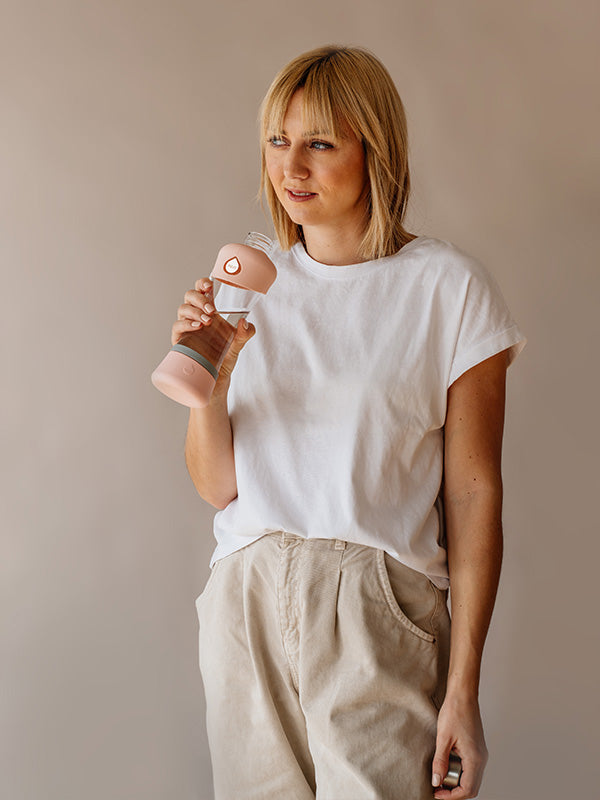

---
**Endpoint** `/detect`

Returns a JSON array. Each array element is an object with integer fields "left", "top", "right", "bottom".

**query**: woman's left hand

[{"left": 431, "top": 692, "right": 489, "bottom": 799}]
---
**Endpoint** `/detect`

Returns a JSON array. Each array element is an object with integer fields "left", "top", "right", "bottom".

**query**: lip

[{"left": 285, "top": 189, "right": 317, "bottom": 202}]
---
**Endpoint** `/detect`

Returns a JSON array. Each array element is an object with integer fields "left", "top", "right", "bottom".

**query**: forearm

[
  {"left": 433, "top": 353, "right": 507, "bottom": 796},
  {"left": 171, "top": 281, "right": 255, "bottom": 510},
  {"left": 185, "top": 389, "right": 237, "bottom": 509},
  {"left": 444, "top": 484, "right": 503, "bottom": 699}
]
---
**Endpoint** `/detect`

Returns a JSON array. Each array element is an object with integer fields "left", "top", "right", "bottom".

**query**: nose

[{"left": 283, "top": 144, "right": 309, "bottom": 180}]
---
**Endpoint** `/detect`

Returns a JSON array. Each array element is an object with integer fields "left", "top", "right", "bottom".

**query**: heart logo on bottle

[{"left": 224, "top": 257, "right": 241, "bottom": 275}]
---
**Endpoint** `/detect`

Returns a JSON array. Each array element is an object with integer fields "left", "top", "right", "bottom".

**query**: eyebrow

[{"left": 279, "top": 128, "right": 333, "bottom": 137}]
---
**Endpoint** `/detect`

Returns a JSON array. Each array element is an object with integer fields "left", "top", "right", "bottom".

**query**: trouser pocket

[{"left": 374, "top": 549, "right": 439, "bottom": 642}]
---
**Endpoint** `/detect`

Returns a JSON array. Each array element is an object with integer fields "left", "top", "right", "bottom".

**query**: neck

[{"left": 301, "top": 225, "right": 367, "bottom": 266}]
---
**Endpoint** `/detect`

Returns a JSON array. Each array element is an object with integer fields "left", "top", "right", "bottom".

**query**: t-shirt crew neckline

[{"left": 291, "top": 235, "right": 427, "bottom": 279}]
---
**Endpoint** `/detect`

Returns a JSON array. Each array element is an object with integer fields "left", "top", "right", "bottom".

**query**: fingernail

[
  {"left": 243, "top": 319, "right": 249, "bottom": 330},
  {"left": 432, "top": 773, "right": 441, "bottom": 787},
  {"left": 191, "top": 321, "right": 201, "bottom": 327},
  {"left": 204, "top": 303, "right": 215, "bottom": 313},
  {"left": 201, "top": 314, "right": 211, "bottom": 323}
]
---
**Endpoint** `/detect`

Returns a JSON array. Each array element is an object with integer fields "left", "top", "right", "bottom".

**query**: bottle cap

[
  {"left": 441, "top": 751, "right": 463, "bottom": 789},
  {"left": 210, "top": 243, "right": 277, "bottom": 293}
]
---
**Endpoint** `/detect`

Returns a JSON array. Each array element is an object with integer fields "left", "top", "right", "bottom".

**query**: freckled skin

[{"left": 264, "top": 89, "right": 369, "bottom": 265}]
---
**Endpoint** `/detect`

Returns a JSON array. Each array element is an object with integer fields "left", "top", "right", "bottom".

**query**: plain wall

[{"left": 2, "top": 1, "right": 598, "bottom": 798}]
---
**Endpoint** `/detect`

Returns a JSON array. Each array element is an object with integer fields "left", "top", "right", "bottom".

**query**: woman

[{"left": 172, "top": 45, "right": 525, "bottom": 800}]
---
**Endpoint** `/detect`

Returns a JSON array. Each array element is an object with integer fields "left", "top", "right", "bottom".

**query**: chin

[
  {"left": 282, "top": 202, "right": 317, "bottom": 225},
  {"left": 275, "top": 194, "right": 310, "bottom": 223},
  {"left": 281, "top": 209, "right": 308, "bottom": 226}
]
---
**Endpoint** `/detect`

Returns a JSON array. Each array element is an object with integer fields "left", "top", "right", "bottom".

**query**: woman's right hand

[{"left": 171, "top": 278, "right": 256, "bottom": 397}]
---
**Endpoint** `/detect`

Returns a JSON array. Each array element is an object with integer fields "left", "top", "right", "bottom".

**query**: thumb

[
  {"left": 218, "top": 318, "right": 256, "bottom": 380},
  {"left": 432, "top": 739, "right": 452, "bottom": 789}
]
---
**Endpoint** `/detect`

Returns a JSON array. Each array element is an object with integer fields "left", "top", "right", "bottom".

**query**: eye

[
  {"left": 267, "top": 135, "right": 286, "bottom": 147},
  {"left": 311, "top": 140, "right": 333, "bottom": 151}
]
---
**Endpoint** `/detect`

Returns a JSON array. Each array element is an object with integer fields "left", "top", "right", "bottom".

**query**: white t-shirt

[{"left": 211, "top": 235, "right": 526, "bottom": 588}]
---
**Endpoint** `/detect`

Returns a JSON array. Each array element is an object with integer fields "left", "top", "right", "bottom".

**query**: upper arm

[{"left": 443, "top": 350, "right": 508, "bottom": 502}]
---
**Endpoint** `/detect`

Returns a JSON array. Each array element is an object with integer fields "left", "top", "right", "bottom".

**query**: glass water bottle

[{"left": 151, "top": 232, "right": 276, "bottom": 408}]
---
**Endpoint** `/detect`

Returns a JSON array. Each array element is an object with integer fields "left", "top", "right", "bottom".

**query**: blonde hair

[{"left": 258, "top": 45, "right": 414, "bottom": 261}]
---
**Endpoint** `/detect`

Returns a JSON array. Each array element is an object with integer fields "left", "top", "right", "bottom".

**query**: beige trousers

[{"left": 196, "top": 532, "right": 451, "bottom": 800}]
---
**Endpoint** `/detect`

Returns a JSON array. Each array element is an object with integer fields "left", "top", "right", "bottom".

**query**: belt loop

[{"left": 334, "top": 539, "right": 346, "bottom": 551}]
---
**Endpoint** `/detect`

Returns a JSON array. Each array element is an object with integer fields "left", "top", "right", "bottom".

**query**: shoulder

[
  {"left": 411, "top": 236, "right": 493, "bottom": 283},
  {"left": 406, "top": 238, "right": 513, "bottom": 315}
]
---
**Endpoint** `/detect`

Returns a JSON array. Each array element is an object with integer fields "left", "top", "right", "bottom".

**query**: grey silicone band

[{"left": 171, "top": 344, "right": 219, "bottom": 380}]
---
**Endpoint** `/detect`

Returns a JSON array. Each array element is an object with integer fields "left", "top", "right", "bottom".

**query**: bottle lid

[{"left": 210, "top": 242, "right": 277, "bottom": 293}]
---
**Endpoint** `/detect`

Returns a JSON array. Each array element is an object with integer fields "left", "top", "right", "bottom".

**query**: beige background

[{"left": 2, "top": 1, "right": 598, "bottom": 798}]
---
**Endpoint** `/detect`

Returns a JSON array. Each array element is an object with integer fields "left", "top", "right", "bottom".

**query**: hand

[
  {"left": 171, "top": 278, "right": 255, "bottom": 397},
  {"left": 171, "top": 278, "right": 218, "bottom": 346},
  {"left": 432, "top": 693, "right": 489, "bottom": 799}
]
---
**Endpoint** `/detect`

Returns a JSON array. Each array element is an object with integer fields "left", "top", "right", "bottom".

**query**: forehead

[{"left": 266, "top": 87, "right": 352, "bottom": 140}]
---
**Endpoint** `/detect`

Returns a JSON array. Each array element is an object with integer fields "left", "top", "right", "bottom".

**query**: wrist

[
  {"left": 445, "top": 652, "right": 482, "bottom": 699},
  {"left": 444, "top": 677, "right": 480, "bottom": 703},
  {"left": 210, "top": 378, "right": 231, "bottom": 405}
]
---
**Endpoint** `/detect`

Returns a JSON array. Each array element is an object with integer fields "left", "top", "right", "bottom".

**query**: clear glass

[
  {"left": 178, "top": 232, "right": 272, "bottom": 370},
  {"left": 213, "top": 283, "right": 259, "bottom": 317},
  {"left": 153, "top": 233, "right": 273, "bottom": 406},
  {"left": 176, "top": 314, "right": 236, "bottom": 374},
  {"left": 244, "top": 231, "right": 271, "bottom": 253},
  {"left": 213, "top": 232, "right": 271, "bottom": 325}
]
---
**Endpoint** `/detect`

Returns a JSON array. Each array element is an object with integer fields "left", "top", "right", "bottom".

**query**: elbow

[
  {"left": 193, "top": 478, "right": 237, "bottom": 510},
  {"left": 208, "top": 492, "right": 237, "bottom": 511},
  {"left": 184, "top": 450, "right": 237, "bottom": 509},
  {"left": 444, "top": 474, "right": 503, "bottom": 508},
  {"left": 190, "top": 481, "right": 237, "bottom": 510},
  {"left": 185, "top": 468, "right": 237, "bottom": 510}
]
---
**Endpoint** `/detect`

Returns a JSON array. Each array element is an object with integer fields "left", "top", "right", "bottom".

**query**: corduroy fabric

[{"left": 196, "top": 532, "right": 451, "bottom": 800}]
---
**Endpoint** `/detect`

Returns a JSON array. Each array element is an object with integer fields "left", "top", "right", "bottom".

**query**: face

[{"left": 264, "top": 89, "right": 369, "bottom": 239}]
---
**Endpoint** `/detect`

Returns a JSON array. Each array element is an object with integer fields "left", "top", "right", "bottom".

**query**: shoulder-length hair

[{"left": 258, "top": 45, "right": 414, "bottom": 261}]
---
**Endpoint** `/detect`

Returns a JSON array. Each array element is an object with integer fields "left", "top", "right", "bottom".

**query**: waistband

[{"left": 275, "top": 531, "right": 347, "bottom": 551}]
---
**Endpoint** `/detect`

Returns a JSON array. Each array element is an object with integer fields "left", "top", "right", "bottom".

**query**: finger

[
  {"left": 229, "top": 318, "right": 256, "bottom": 357},
  {"left": 433, "top": 783, "right": 475, "bottom": 800},
  {"left": 218, "top": 319, "right": 256, "bottom": 380},
  {"left": 183, "top": 290, "right": 216, "bottom": 312},
  {"left": 171, "top": 318, "right": 211, "bottom": 346},
  {"left": 432, "top": 743, "right": 452, "bottom": 793},
  {"left": 433, "top": 759, "right": 484, "bottom": 800},
  {"left": 177, "top": 302, "right": 215, "bottom": 323},
  {"left": 433, "top": 782, "right": 463, "bottom": 798},
  {"left": 194, "top": 278, "right": 214, "bottom": 296}
]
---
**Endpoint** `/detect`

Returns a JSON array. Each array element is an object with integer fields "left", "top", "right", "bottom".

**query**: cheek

[
  {"left": 340, "top": 169, "right": 368, "bottom": 202},
  {"left": 334, "top": 151, "right": 367, "bottom": 199},
  {"left": 264, "top": 153, "right": 281, "bottom": 182}
]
